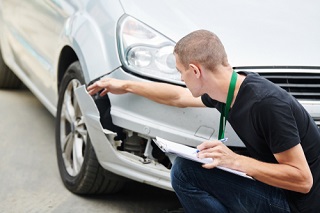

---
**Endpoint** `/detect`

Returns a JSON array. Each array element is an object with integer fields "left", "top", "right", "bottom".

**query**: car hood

[{"left": 120, "top": 0, "right": 320, "bottom": 68}]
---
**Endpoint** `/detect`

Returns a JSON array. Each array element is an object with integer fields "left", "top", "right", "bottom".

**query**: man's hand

[
  {"left": 87, "top": 78, "right": 128, "bottom": 96},
  {"left": 197, "top": 140, "right": 239, "bottom": 170}
]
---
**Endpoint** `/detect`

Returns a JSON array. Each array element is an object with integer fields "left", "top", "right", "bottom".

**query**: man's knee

[
  {"left": 171, "top": 157, "right": 186, "bottom": 189},
  {"left": 171, "top": 157, "right": 197, "bottom": 190}
]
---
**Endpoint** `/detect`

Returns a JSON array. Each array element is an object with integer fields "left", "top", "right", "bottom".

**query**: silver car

[{"left": 1, "top": 0, "right": 319, "bottom": 194}]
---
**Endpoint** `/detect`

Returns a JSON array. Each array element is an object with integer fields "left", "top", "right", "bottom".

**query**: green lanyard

[{"left": 218, "top": 71, "right": 238, "bottom": 140}]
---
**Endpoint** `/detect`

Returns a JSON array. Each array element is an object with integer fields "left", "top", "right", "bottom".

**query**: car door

[{"left": 3, "top": 0, "right": 76, "bottom": 102}]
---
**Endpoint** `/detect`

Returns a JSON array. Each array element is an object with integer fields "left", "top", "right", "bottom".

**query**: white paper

[{"left": 154, "top": 137, "right": 253, "bottom": 180}]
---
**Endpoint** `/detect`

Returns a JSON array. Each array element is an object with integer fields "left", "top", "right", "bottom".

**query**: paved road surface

[{"left": 0, "top": 88, "right": 182, "bottom": 213}]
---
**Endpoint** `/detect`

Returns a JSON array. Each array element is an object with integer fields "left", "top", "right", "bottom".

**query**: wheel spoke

[
  {"left": 73, "top": 136, "right": 84, "bottom": 174},
  {"left": 61, "top": 131, "right": 73, "bottom": 152},
  {"left": 72, "top": 80, "right": 81, "bottom": 116},
  {"left": 63, "top": 90, "right": 76, "bottom": 123},
  {"left": 64, "top": 133, "right": 74, "bottom": 159},
  {"left": 76, "top": 117, "right": 87, "bottom": 142},
  {"left": 77, "top": 129, "right": 87, "bottom": 143}
]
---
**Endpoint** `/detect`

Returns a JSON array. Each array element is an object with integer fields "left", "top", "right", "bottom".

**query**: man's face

[{"left": 175, "top": 55, "right": 203, "bottom": 97}]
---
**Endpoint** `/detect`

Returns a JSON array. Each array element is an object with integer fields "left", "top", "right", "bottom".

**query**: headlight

[{"left": 118, "top": 15, "right": 182, "bottom": 85}]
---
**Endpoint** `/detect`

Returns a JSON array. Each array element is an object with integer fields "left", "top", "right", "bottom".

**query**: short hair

[{"left": 174, "top": 30, "right": 228, "bottom": 70}]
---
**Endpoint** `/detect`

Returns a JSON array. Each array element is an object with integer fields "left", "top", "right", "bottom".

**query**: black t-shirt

[{"left": 201, "top": 72, "right": 320, "bottom": 212}]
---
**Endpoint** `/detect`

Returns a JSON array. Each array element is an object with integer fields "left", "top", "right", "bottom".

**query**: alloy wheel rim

[{"left": 60, "top": 79, "right": 87, "bottom": 176}]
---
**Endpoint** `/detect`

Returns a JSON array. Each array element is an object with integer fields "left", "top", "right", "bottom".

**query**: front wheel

[{"left": 55, "top": 61, "right": 125, "bottom": 194}]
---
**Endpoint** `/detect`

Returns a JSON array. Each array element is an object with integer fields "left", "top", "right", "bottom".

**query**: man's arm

[
  {"left": 239, "top": 144, "right": 312, "bottom": 193},
  {"left": 87, "top": 78, "right": 205, "bottom": 108},
  {"left": 197, "top": 142, "right": 313, "bottom": 193}
]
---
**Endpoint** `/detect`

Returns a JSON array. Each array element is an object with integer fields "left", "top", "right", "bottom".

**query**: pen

[
  {"left": 220, "top": 138, "right": 228, "bottom": 143},
  {"left": 195, "top": 138, "right": 228, "bottom": 153}
]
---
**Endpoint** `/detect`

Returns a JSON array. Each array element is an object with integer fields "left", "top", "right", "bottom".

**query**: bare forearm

[
  {"left": 235, "top": 155, "right": 312, "bottom": 193},
  {"left": 123, "top": 81, "right": 188, "bottom": 107},
  {"left": 87, "top": 78, "right": 204, "bottom": 107}
]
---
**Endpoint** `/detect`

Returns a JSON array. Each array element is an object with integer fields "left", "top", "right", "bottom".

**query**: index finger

[
  {"left": 87, "top": 81, "right": 99, "bottom": 91},
  {"left": 87, "top": 83, "right": 103, "bottom": 95},
  {"left": 197, "top": 140, "right": 221, "bottom": 151}
]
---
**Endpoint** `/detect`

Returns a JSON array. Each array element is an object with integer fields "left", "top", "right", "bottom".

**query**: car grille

[{"left": 258, "top": 72, "right": 320, "bottom": 101}]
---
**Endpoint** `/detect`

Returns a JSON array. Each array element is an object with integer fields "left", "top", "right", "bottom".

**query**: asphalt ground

[{"left": 0, "top": 88, "right": 182, "bottom": 213}]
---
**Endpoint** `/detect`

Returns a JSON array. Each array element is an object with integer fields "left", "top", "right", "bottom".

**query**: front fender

[{"left": 58, "top": 3, "right": 124, "bottom": 83}]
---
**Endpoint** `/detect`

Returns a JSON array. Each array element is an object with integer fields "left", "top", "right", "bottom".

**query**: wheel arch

[
  {"left": 57, "top": 46, "right": 79, "bottom": 91},
  {"left": 56, "top": 11, "right": 122, "bottom": 93}
]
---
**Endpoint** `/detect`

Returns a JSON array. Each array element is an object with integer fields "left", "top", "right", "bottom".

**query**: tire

[
  {"left": 55, "top": 61, "right": 125, "bottom": 195},
  {"left": 0, "top": 47, "right": 22, "bottom": 89}
]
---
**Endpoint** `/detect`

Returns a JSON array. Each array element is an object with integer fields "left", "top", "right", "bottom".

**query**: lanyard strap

[{"left": 218, "top": 71, "right": 238, "bottom": 140}]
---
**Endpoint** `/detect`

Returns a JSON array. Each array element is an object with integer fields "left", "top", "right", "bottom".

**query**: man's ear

[{"left": 189, "top": 64, "right": 201, "bottom": 79}]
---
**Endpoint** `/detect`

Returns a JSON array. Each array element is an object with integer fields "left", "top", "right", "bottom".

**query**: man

[{"left": 87, "top": 30, "right": 320, "bottom": 212}]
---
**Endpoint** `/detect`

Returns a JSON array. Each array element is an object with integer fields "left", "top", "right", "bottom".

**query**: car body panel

[
  {"left": 107, "top": 67, "right": 243, "bottom": 147},
  {"left": 120, "top": 0, "right": 320, "bottom": 67}
]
